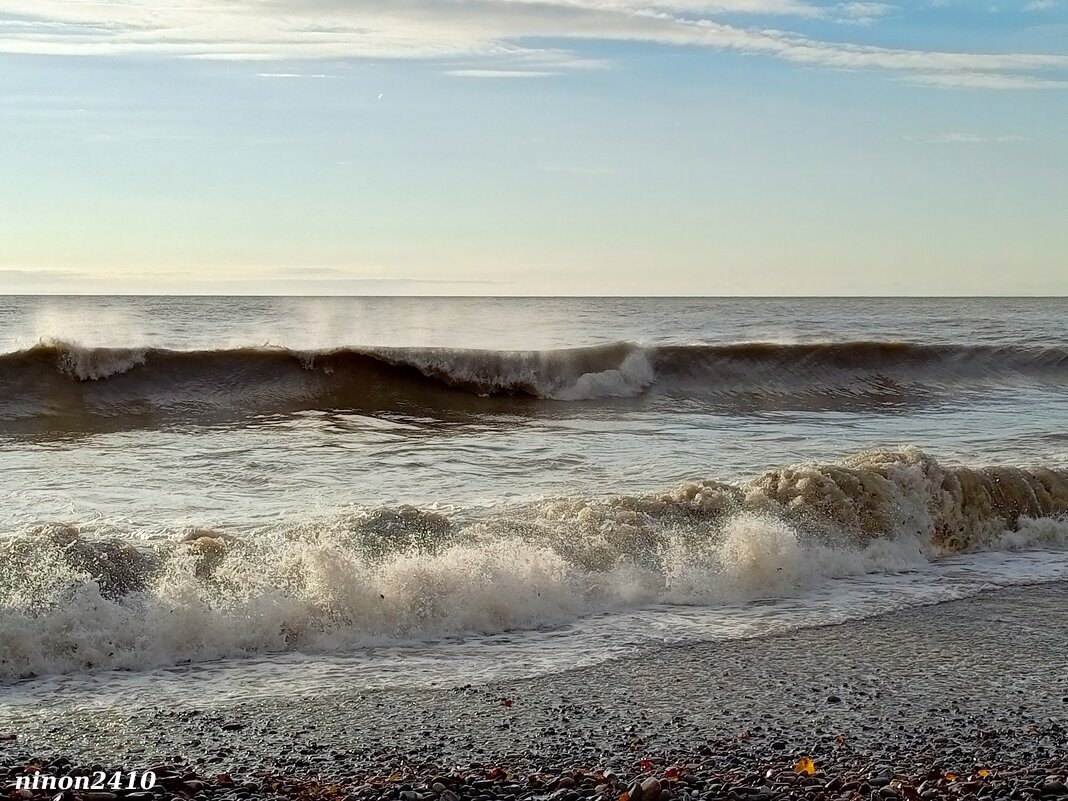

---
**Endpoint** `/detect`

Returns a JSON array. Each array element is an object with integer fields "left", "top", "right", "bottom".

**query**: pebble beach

[{"left": 4, "top": 583, "right": 1067, "bottom": 801}]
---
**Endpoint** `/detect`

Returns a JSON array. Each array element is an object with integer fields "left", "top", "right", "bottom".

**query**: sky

[{"left": 1, "top": 0, "right": 1066, "bottom": 295}]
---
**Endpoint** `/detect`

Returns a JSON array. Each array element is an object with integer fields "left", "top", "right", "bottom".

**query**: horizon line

[{"left": 3, "top": 293, "right": 1066, "bottom": 300}]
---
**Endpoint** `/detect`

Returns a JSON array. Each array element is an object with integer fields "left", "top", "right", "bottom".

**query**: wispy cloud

[
  {"left": 0, "top": 265, "right": 508, "bottom": 294},
  {"left": 0, "top": 1, "right": 1065, "bottom": 90},
  {"left": 905, "top": 132, "right": 1027, "bottom": 143},
  {"left": 256, "top": 72, "right": 333, "bottom": 79},
  {"left": 835, "top": 2, "right": 898, "bottom": 24},
  {"left": 445, "top": 69, "right": 558, "bottom": 77},
  {"left": 1024, "top": 0, "right": 1057, "bottom": 11},
  {"left": 0, "top": 267, "right": 92, "bottom": 287},
  {"left": 907, "top": 71, "right": 1068, "bottom": 89}
]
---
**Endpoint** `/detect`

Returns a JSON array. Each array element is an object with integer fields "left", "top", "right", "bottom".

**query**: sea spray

[{"left": 2, "top": 449, "right": 1066, "bottom": 680}]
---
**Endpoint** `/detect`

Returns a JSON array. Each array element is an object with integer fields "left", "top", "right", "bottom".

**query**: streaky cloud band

[{"left": 0, "top": 0, "right": 1065, "bottom": 89}]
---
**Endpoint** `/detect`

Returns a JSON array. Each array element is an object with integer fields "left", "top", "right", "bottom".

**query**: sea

[{"left": 1, "top": 296, "right": 1067, "bottom": 713}]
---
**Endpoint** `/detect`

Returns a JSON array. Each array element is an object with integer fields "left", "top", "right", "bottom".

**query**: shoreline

[{"left": 4, "top": 582, "right": 1068, "bottom": 798}]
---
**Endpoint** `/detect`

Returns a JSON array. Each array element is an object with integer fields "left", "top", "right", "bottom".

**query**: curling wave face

[
  {"left": 2, "top": 448, "right": 1067, "bottom": 681},
  {"left": 1, "top": 340, "right": 1067, "bottom": 428}
]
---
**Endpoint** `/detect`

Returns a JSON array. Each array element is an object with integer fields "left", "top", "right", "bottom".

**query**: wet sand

[{"left": 3, "top": 583, "right": 1067, "bottom": 799}]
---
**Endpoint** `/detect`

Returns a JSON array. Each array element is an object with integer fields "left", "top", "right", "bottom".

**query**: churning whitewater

[
  {"left": 3, "top": 448, "right": 1067, "bottom": 681},
  {"left": 3, "top": 298, "right": 1067, "bottom": 693}
]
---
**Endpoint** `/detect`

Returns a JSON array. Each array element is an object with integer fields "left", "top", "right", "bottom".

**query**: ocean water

[{"left": 1, "top": 296, "right": 1067, "bottom": 711}]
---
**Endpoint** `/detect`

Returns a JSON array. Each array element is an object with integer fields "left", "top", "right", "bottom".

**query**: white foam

[
  {"left": 373, "top": 342, "right": 655, "bottom": 399},
  {"left": 3, "top": 449, "right": 1067, "bottom": 681},
  {"left": 53, "top": 341, "right": 148, "bottom": 381},
  {"left": 552, "top": 351, "right": 656, "bottom": 400},
  {"left": 4, "top": 508, "right": 1065, "bottom": 681}
]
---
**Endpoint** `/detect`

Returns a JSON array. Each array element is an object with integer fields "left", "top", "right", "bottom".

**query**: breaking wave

[
  {"left": 2, "top": 448, "right": 1067, "bottom": 680},
  {"left": 1, "top": 339, "right": 1066, "bottom": 427}
]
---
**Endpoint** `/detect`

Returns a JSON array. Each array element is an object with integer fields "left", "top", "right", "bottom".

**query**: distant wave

[
  {"left": 2, "top": 448, "right": 1067, "bottom": 680},
  {"left": 0, "top": 339, "right": 1066, "bottom": 427}
]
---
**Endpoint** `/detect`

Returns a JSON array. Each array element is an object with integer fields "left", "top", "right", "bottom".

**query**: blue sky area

[{"left": 1, "top": 0, "right": 1066, "bottom": 294}]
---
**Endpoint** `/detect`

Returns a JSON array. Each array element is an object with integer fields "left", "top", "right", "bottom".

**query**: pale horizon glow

[{"left": 1, "top": 0, "right": 1066, "bottom": 295}]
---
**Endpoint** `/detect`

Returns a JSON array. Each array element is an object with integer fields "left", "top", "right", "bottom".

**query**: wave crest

[
  {"left": 2, "top": 449, "right": 1066, "bottom": 680},
  {"left": 0, "top": 340, "right": 1065, "bottom": 428}
]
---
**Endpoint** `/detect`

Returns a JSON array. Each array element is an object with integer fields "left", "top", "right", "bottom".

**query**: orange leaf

[
  {"left": 978, "top": 770, "right": 991, "bottom": 778},
  {"left": 945, "top": 774, "right": 957, "bottom": 782},
  {"left": 793, "top": 758, "right": 817, "bottom": 776}
]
